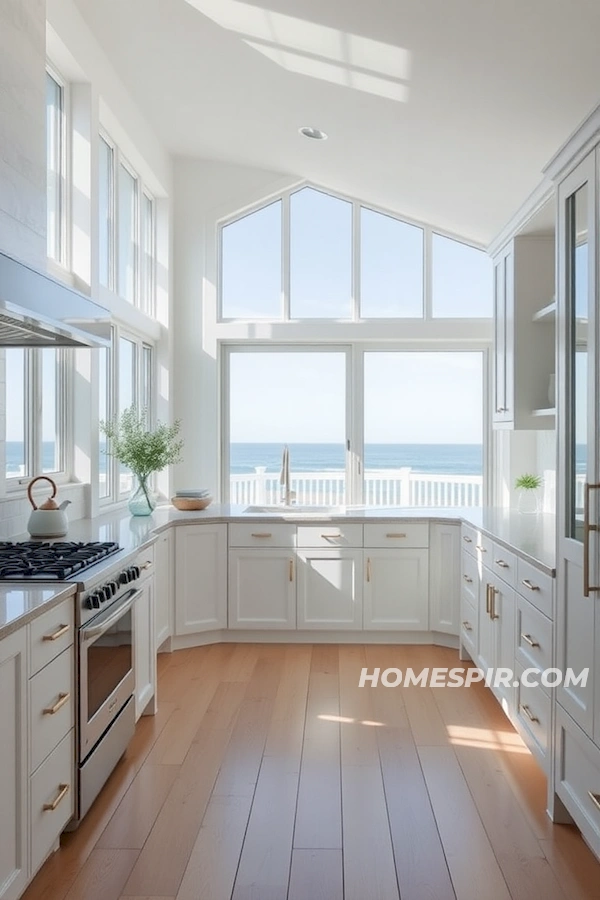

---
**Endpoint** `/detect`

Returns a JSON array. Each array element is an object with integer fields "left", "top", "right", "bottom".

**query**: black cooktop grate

[{"left": 0, "top": 541, "right": 121, "bottom": 580}]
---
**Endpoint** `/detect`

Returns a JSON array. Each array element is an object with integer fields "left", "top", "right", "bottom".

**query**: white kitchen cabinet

[
  {"left": 297, "top": 549, "right": 363, "bottom": 630},
  {"left": 134, "top": 577, "right": 156, "bottom": 719},
  {"left": 429, "top": 523, "right": 460, "bottom": 634},
  {"left": 478, "top": 569, "right": 516, "bottom": 710},
  {"left": 175, "top": 524, "right": 227, "bottom": 634},
  {"left": 229, "top": 549, "right": 296, "bottom": 629},
  {"left": 492, "top": 235, "right": 555, "bottom": 429},
  {"left": 0, "top": 627, "right": 28, "bottom": 900},
  {"left": 154, "top": 530, "right": 172, "bottom": 649},
  {"left": 363, "top": 549, "right": 428, "bottom": 631}
]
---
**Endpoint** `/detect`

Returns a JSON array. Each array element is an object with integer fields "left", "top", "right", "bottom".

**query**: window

[
  {"left": 221, "top": 200, "right": 282, "bottom": 318},
  {"left": 141, "top": 193, "right": 155, "bottom": 316},
  {"left": 118, "top": 164, "right": 138, "bottom": 304},
  {"left": 360, "top": 208, "right": 423, "bottom": 317},
  {"left": 98, "top": 136, "right": 114, "bottom": 289},
  {"left": 290, "top": 188, "right": 352, "bottom": 318},
  {"left": 46, "top": 71, "right": 65, "bottom": 263},
  {"left": 99, "top": 332, "right": 154, "bottom": 505},
  {"left": 226, "top": 349, "right": 348, "bottom": 505},
  {"left": 431, "top": 234, "right": 493, "bottom": 317},
  {"left": 6, "top": 348, "right": 67, "bottom": 481}
]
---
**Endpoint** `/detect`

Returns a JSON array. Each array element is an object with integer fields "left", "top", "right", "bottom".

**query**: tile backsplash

[{"left": 0, "top": 483, "right": 88, "bottom": 540}]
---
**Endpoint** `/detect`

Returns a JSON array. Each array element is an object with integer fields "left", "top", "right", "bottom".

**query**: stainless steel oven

[{"left": 79, "top": 586, "right": 138, "bottom": 759}]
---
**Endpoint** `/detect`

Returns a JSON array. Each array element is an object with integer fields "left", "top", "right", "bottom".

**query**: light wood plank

[
  {"left": 97, "top": 765, "right": 180, "bottom": 850},
  {"left": 419, "top": 746, "right": 512, "bottom": 900},
  {"left": 540, "top": 828, "right": 600, "bottom": 900},
  {"left": 288, "top": 849, "right": 343, "bottom": 900},
  {"left": 62, "top": 849, "right": 139, "bottom": 900}
]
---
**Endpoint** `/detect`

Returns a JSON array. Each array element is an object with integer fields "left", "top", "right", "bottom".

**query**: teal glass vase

[{"left": 128, "top": 475, "right": 156, "bottom": 516}]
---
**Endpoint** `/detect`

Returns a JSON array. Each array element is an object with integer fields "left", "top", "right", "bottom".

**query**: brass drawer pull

[
  {"left": 43, "top": 692, "right": 70, "bottom": 715},
  {"left": 43, "top": 623, "right": 70, "bottom": 642},
  {"left": 43, "top": 783, "right": 70, "bottom": 811},
  {"left": 140, "top": 560, "right": 153, "bottom": 570},
  {"left": 289, "top": 559, "right": 294, "bottom": 582},
  {"left": 521, "top": 633, "right": 539, "bottom": 648},
  {"left": 386, "top": 532, "right": 407, "bottom": 538},
  {"left": 251, "top": 532, "right": 272, "bottom": 538},
  {"left": 462, "top": 535, "right": 473, "bottom": 543},
  {"left": 462, "top": 621, "right": 472, "bottom": 632},
  {"left": 521, "top": 704, "right": 539, "bottom": 724},
  {"left": 322, "top": 534, "right": 342, "bottom": 540},
  {"left": 463, "top": 575, "right": 473, "bottom": 583},
  {"left": 476, "top": 544, "right": 487, "bottom": 553},
  {"left": 490, "top": 587, "right": 499, "bottom": 620},
  {"left": 485, "top": 584, "right": 491, "bottom": 615},
  {"left": 521, "top": 579, "right": 540, "bottom": 592},
  {"left": 366, "top": 558, "right": 371, "bottom": 582},
  {"left": 589, "top": 791, "right": 600, "bottom": 813},
  {"left": 495, "top": 559, "right": 509, "bottom": 568}
]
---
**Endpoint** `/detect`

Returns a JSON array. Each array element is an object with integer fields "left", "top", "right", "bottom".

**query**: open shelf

[
  {"left": 532, "top": 300, "right": 556, "bottom": 322},
  {"left": 532, "top": 407, "right": 556, "bottom": 418}
]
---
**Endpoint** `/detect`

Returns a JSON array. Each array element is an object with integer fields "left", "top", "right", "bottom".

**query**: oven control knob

[
  {"left": 108, "top": 580, "right": 118, "bottom": 596},
  {"left": 88, "top": 592, "right": 101, "bottom": 609},
  {"left": 131, "top": 566, "right": 140, "bottom": 580},
  {"left": 100, "top": 585, "right": 112, "bottom": 602},
  {"left": 118, "top": 571, "right": 130, "bottom": 585}
]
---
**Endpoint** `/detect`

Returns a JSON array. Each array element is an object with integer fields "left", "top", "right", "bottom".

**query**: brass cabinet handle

[
  {"left": 289, "top": 559, "right": 294, "bottom": 582},
  {"left": 588, "top": 791, "right": 600, "bottom": 813},
  {"left": 476, "top": 545, "right": 487, "bottom": 553},
  {"left": 495, "top": 559, "right": 509, "bottom": 568},
  {"left": 43, "top": 623, "right": 70, "bottom": 642},
  {"left": 485, "top": 584, "right": 491, "bottom": 615},
  {"left": 140, "top": 560, "right": 153, "bottom": 570},
  {"left": 496, "top": 406, "right": 508, "bottom": 413},
  {"left": 43, "top": 783, "right": 70, "bottom": 811},
  {"left": 386, "top": 533, "right": 407, "bottom": 539},
  {"left": 322, "top": 534, "right": 342, "bottom": 541},
  {"left": 366, "top": 558, "right": 371, "bottom": 582},
  {"left": 583, "top": 483, "right": 600, "bottom": 597},
  {"left": 463, "top": 574, "right": 473, "bottom": 583},
  {"left": 462, "top": 620, "right": 472, "bottom": 631},
  {"left": 43, "top": 692, "right": 70, "bottom": 715},
  {"left": 251, "top": 532, "right": 272, "bottom": 538},
  {"left": 463, "top": 536, "right": 473, "bottom": 543},
  {"left": 521, "top": 579, "right": 540, "bottom": 592},
  {"left": 521, "top": 704, "right": 539, "bottom": 724},
  {"left": 521, "top": 633, "right": 539, "bottom": 648},
  {"left": 490, "top": 587, "right": 500, "bottom": 620}
]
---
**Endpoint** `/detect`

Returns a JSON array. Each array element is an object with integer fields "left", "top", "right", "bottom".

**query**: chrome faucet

[{"left": 280, "top": 445, "right": 295, "bottom": 505}]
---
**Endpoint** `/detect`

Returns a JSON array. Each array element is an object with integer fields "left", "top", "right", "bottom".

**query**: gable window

[
  {"left": 46, "top": 70, "right": 66, "bottom": 265},
  {"left": 360, "top": 208, "right": 423, "bottom": 317},
  {"left": 221, "top": 200, "right": 282, "bottom": 319},
  {"left": 431, "top": 233, "right": 493, "bottom": 318}
]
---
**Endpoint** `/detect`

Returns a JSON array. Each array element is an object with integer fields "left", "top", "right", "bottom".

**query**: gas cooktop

[{"left": 0, "top": 541, "right": 121, "bottom": 580}]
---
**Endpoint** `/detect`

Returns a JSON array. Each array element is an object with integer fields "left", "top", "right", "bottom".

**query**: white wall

[{"left": 172, "top": 158, "right": 297, "bottom": 494}]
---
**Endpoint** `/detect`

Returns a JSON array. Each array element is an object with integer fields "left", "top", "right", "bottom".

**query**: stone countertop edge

[
  {"left": 54, "top": 503, "right": 556, "bottom": 578},
  {"left": 0, "top": 583, "right": 76, "bottom": 641}
]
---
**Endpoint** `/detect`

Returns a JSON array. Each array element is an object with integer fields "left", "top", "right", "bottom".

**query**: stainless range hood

[{"left": 0, "top": 251, "right": 111, "bottom": 347}]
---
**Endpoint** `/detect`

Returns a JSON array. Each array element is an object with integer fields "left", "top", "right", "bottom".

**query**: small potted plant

[
  {"left": 514, "top": 473, "right": 542, "bottom": 515},
  {"left": 100, "top": 406, "right": 183, "bottom": 515}
]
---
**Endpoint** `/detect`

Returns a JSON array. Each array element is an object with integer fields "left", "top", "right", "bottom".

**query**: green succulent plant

[{"left": 515, "top": 473, "right": 542, "bottom": 491}]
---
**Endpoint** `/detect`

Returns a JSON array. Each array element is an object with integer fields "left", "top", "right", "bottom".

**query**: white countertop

[{"left": 0, "top": 583, "right": 76, "bottom": 640}]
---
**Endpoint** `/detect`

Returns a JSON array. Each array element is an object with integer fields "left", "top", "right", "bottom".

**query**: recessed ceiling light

[{"left": 299, "top": 126, "right": 328, "bottom": 141}]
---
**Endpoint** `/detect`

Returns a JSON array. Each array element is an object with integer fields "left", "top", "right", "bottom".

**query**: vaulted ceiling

[{"left": 73, "top": 0, "right": 600, "bottom": 243}]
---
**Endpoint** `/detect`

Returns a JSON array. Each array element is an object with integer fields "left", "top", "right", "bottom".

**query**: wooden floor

[{"left": 22, "top": 643, "right": 600, "bottom": 900}]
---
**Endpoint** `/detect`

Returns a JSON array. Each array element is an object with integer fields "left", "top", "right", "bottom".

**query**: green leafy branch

[
  {"left": 515, "top": 473, "right": 542, "bottom": 491},
  {"left": 100, "top": 406, "right": 183, "bottom": 481}
]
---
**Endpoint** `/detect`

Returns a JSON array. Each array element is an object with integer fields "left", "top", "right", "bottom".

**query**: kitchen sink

[{"left": 243, "top": 505, "right": 346, "bottom": 516}]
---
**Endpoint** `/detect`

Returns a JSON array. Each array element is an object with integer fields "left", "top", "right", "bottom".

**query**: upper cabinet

[{"left": 492, "top": 234, "right": 556, "bottom": 429}]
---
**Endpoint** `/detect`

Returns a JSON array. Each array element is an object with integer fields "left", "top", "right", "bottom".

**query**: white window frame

[
  {"left": 220, "top": 342, "right": 490, "bottom": 507},
  {"left": 46, "top": 64, "right": 70, "bottom": 274},
  {"left": 99, "top": 325, "right": 155, "bottom": 508},
  {"left": 141, "top": 191, "right": 156, "bottom": 318},
  {"left": 6, "top": 348, "right": 72, "bottom": 492},
  {"left": 117, "top": 156, "right": 139, "bottom": 305},
  {"left": 99, "top": 130, "right": 117, "bottom": 292},
  {"left": 217, "top": 182, "right": 492, "bottom": 324}
]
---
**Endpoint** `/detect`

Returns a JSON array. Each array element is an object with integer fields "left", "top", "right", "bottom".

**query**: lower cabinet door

[
  {"left": 154, "top": 530, "right": 172, "bottom": 648},
  {"left": 175, "top": 525, "right": 228, "bottom": 634},
  {"left": 229, "top": 550, "right": 296, "bottom": 629},
  {"left": 134, "top": 579, "right": 156, "bottom": 719},
  {"left": 297, "top": 549, "right": 363, "bottom": 630},
  {"left": 363, "top": 549, "right": 428, "bottom": 631},
  {"left": 30, "top": 730, "right": 74, "bottom": 877},
  {"left": 0, "top": 628, "right": 28, "bottom": 900},
  {"left": 555, "top": 703, "right": 600, "bottom": 858},
  {"left": 429, "top": 523, "right": 460, "bottom": 634}
]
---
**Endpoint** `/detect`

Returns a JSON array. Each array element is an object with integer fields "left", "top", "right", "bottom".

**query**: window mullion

[
  {"left": 352, "top": 201, "right": 360, "bottom": 321},
  {"left": 282, "top": 192, "right": 290, "bottom": 320},
  {"left": 30, "top": 350, "right": 42, "bottom": 478},
  {"left": 424, "top": 225, "right": 432, "bottom": 319}
]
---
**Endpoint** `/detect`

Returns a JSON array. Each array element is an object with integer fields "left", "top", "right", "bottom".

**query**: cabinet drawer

[
  {"left": 515, "top": 596, "right": 553, "bottom": 687},
  {"left": 229, "top": 523, "right": 296, "bottom": 548},
  {"left": 296, "top": 524, "right": 363, "bottom": 548},
  {"left": 461, "top": 523, "right": 477, "bottom": 555},
  {"left": 515, "top": 666, "right": 550, "bottom": 766},
  {"left": 30, "top": 730, "right": 74, "bottom": 876},
  {"left": 363, "top": 523, "right": 428, "bottom": 549},
  {"left": 491, "top": 543, "right": 517, "bottom": 587},
  {"left": 29, "top": 598, "right": 74, "bottom": 676},
  {"left": 555, "top": 705, "right": 600, "bottom": 857},
  {"left": 461, "top": 552, "right": 480, "bottom": 607},
  {"left": 460, "top": 597, "right": 478, "bottom": 658},
  {"left": 30, "top": 647, "right": 74, "bottom": 774},
  {"left": 516, "top": 558, "right": 553, "bottom": 618}
]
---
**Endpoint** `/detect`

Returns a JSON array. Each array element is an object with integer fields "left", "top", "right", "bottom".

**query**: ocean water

[{"left": 230, "top": 443, "right": 483, "bottom": 475}]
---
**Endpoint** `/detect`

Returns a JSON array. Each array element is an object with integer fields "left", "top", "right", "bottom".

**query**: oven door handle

[{"left": 81, "top": 589, "right": 141, "bottom": 641}]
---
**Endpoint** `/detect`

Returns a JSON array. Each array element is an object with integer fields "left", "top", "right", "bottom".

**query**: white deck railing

[{"left": 230, "top": 467, "right": 484, "bottom": 507}]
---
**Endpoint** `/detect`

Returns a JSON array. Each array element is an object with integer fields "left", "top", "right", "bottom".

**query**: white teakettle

[{"left": 27, "top": 476, "right": 71, "bottom": 538}]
